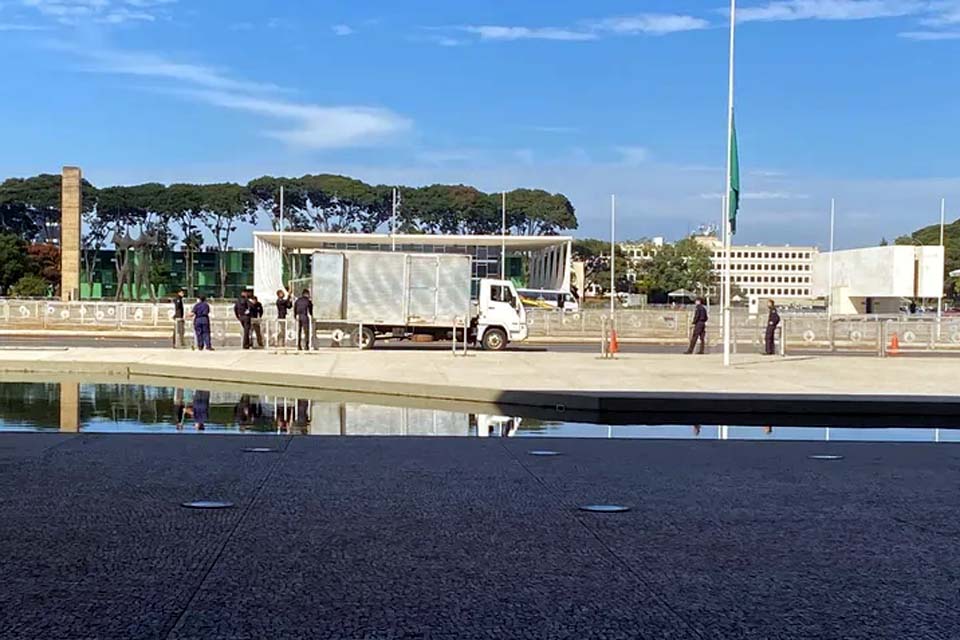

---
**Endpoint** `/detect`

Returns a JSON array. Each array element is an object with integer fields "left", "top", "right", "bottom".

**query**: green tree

[
  {"left": 198, "top": 183, "right": 256, "bottom": 298},
  {"left": 0, "top": 174, "right": 97, "bottom": 243},
  {"left": 27, "top": 243, "right": 60, "bottom": 292},
  {"left": 503, "top": 189, "right": 577, "bottom": 235},
  {"left": 0, "top": 233, "right": 29, "bottom": 294},
  {"left": 10, "top": 273, "right": 50, "bottom": 297}
]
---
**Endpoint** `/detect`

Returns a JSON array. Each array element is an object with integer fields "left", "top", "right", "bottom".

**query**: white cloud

[
  {"left": 462, "top": 25, "right": 597, "bottom": 41},
  {"left": 183, "top": 89, "right": 411, "bottom": 149},
  {"left": 737, "top": 0, "right": 927, "bottom": 23},
  {"left": 616, "top": 146, "right": 651, "bottom": 165},
  {"left": 531, "top": 126, "right": 579, "bottom": 134},
  {"left": 21, "top": 0, "right": 176, "bottom": 24},
  {"left": 899, "top": 28, "right": 960, "bottom": 37},
  {"left": 0, "top": 22, "right": 50, "bottom": 29},
  {"left": 593, "top": 14, "right": 710, "bottom": 35},
  {"left": 331, "top": 23, "right": 354, "bottom": 36}
]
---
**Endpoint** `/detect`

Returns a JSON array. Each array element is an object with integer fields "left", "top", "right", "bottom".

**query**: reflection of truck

[{"left": 310, "top": 250, "right": 527, "bottom": 350}]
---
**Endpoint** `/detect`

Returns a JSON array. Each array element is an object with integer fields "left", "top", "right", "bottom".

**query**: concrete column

[
  {"left": 59, "top": 382, "right": 80, "bottom": 433},
  {"left": 61, "top": 166, "right": 82, "bottom": 301}
]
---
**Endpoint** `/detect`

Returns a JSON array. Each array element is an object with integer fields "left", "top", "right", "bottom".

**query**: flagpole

[
  {"left": 279, "top": 184, "right": 285, "bottom": 288},
  {"left": 938, "top": 197, "right": 945, "bottom": 338},
  {"left": 391, "top": 188, "right": 397, "bottom": 251},
  {"left": 501, "top": 191, "right": 507, "bottom": 281},
  {"left": 610, "top": 194, "right": 616, "bottom": 319},
  {"left": 722, "top": 0, "right": 736, "bottom": 367},
  {"left": 828, "top": 198, "right": 835, "bottom": 318},
  {"left": 719, "top": 195, "right": 727, "bottom": 321}
]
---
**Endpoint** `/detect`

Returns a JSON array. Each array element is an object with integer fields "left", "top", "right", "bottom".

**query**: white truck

[{"left": 310, "top": 250, "right": 528, "bottom": 350}]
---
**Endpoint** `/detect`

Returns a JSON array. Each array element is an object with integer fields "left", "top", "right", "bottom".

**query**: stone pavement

[
  {"left": 0, "top": 347, "right": 957, "bottom": 418},
  {"left": 1, "top": 433, "right": 959, "bottom": 639}
]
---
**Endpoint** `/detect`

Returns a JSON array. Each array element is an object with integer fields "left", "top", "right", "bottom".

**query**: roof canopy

[{"left": 254, "top": 232, "right": 572, "bottom": 252}]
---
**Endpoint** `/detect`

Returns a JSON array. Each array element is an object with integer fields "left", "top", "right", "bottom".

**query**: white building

[
  {"left": 696, "top": 236, "right": 818, "bottom": 304},
  {"left": 811, "top": 245, "right": 945, "bottom": 314}
]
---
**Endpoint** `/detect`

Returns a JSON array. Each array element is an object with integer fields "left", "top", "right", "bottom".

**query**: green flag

[{"left": 728, "top": 115, "right": 740, "bottom": 235}]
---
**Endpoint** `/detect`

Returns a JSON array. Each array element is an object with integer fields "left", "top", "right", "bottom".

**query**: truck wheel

[
  {"left": 356, "top": 326, "right": 376, "bottom": 350},
  {"left": 482, "top": 328, "right": 508, "bottom": 351}
]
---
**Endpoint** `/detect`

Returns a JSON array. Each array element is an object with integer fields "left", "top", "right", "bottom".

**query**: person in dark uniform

[
  {"left": 685, "top": 297, "right": 708, "bottom": 355},
  {"left": 250, "top": 295, "right": 265, "bottom": 348},
  {"left": 764, "top": 299, "right": 781, "bottom": 356},
  {"left": 276, "top": 288, "right": 292, "bottom": 347},
  {"left": 172, "top": 288, "right": 186, "bottom": 348},
  {"left": 294, "top": 288, "right": 313, "bottom": 351},
  {"left": 173, "top": 387, "right": 186, "bottom": 430},
  {"left": 234, "top": 290, "right": 252, "bottom": 349},
  {"left": 190, "top": 294, "right": 213, "bottom": 351}
]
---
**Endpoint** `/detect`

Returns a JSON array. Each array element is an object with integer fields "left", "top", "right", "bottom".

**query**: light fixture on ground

[
  {"left": 809, "top": 454, "right": 844, "bottom": 461},
  {"left": 579, "top": 504, "right": 630, "bottom": 513},
  {"left": 528, "top": 450, "right": 562, "bottom": 457},
  {"left": 181, "top": 500, "right": 235, "bottom": 509},
  {"left": 243, "top": 447, "right": 279, "bottom": 453}
]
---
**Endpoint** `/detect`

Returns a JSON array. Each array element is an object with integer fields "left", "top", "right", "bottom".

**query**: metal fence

[{"left": 3, "top": 299, "right": 959, "bottom": 354}]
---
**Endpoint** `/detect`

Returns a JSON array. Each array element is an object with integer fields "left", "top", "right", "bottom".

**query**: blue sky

[{"left": 1, "top": 0, "right": 959, "bottom": 248}]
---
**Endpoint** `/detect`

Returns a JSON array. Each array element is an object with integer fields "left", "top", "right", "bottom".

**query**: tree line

[
  {"left": 0, "top": 173, "right": 577, "bottom": 298},
  {"left": 573, "top": 237, "right": 716, "bottom": 301}
]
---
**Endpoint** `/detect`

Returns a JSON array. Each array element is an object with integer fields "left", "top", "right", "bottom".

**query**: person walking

[
  {"left": 172, "top": 288, "right": 186, "bottom": 348},
  {"left": 294, "top": 288, "right": 313, "bottom": 351},
  {"left": 685, "top": 297, "right": 708, "bottom": 355},
  {"left": 234, "top": 290, "right": 252, "bottom": 350},
  {"left": 275, "top": 289, "right": 292, "bottom": 347},
  {"left": 190, "top": 293, "right": 213, "bottom": 351},
  {"left": 764, "top": 299, "right": 781, "bottom": 356},
  {"left": 250, "top": 295, "right": 265, "bottom": 348}
]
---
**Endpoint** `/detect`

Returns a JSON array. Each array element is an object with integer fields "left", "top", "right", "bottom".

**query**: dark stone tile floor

[{"left": 1, "top": 434, "right": 957, "bottom": 639}]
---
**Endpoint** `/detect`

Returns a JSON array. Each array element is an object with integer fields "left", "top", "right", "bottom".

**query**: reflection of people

[
  {"left": 250, "top": 295, "right": 265, "bottom": 348},
  {"left": 685, "top": 298, "right": 708, "bottom": 355},
  {"left": 294, "top": 289, "right": 313, "bottom": 351},
  {"left": 763, "top": 425, "right": 773, "bottom": 435},
  {"left": 692, "top": 424, "right": 702, "bottom": 437},
  {"left": 174, "top": 388, "right": 186, "bottom": 429},
  {"left": 764, "top": 299, "right": 780, "bottom": 356},
  {"left": 173, "top": 288, "right": 186, "bottom": 348},
  {"left": 190, "top": 294, "right": 213, "bottom": 351},
  {"left": 192, "top": 390, "right": 210, "bottom": 430},
  {"left": 276, "top": 289, "right": 292, "bottom": 347},
  {"left": 294, "top": 399, "right": 310, "bottom": 434}
]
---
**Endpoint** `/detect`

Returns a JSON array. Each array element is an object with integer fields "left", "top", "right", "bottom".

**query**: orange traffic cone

[
  {"left": 887, "top": 332, "right": 900, "bottom": 356},
  {"left": 609, "top": 328, "right": 619, "bottom": 354}
]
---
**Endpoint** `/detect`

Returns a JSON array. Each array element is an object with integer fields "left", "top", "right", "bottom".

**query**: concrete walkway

[
  {"left": 0, "top": 347, "right": 957, "bottom": 418},
  {"left": 1, "top": 433, "right": 959, "bottom": 639}
]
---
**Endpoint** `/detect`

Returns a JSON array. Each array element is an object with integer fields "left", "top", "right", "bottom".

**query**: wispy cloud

[
  {"left": 616, "top": 146, "right": 651, "bottom": 165},
  {"left": 21, "top": 0, "right": 176, "bottom": 25},
  {"left": 531, "top": 125, "right": 579, "bottom": 134},
  {"left": 899, "top": 28, "right": 960, "bottom": 38},
  {"left": 737, "top": 0, "right": 927, "bottom": 23},
  {"left": 451, "top": 12, "right": 709, "bottom": 43},
  {"left": 0, "top": 22, "right": 51, "bottom": 30},
  {"left": 699, "top": 191, "right": 809, "bottom": 200},
  {"left": 59, "top": 44, "right": 412, "bottom": 149},
  {"left": 592, "top": 14, "right": 710, "bottom": 35},
  {"left": 331, "top": 23, "right": 354, "bottom": 36},
  {"left": 461, "top": 25, "right": 597, "bottom": 41}
]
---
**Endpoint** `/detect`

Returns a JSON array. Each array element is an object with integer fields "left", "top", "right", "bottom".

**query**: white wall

[{"left": 812, "top": 245, "right": 944, "bottom": 299}]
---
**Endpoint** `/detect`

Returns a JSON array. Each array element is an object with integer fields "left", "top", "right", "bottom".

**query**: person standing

[
  {"left": 685, "top": 297, "right": 708, "bottom": 355},
  {"left": 234, "top": 290, "right": 252, "bottom": 350},
  {"left": 172, "top": 288, "right": 186, "bottom": 348},
  {"left": 190, "top": 293, "right": 213, "bottom": 351},
  {"left": 250, "top": 295, "right": 265, "bottom": 348},
  {"left": 764, "top": 299, "right": 781, "bottom": 356},
  {"left": 275, "top": 289, "right": 292, "bottom": 347},
  {"left": 294, "top": 288, "right": 313, "bottom": 351}
]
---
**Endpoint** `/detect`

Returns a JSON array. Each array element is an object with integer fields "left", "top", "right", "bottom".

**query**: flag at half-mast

[{"left": 728, "top": 113, "right": 740, "bottom": 235}]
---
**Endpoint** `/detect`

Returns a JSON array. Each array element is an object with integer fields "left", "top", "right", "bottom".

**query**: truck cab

[{"left": 476, "top": 279, "right": 527, "bottom": 350}]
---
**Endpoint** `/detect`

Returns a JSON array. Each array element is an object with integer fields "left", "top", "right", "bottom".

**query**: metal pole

[
  {"left": 828, "top": 198, "right": 835, "bottom": 319},
  {"left": 279, "top": 184, "right": 285, "bottom": 287},
  {"left": 391, "top": 188, "right": 397, "bottom": 251},
  {"left": 938, "top": 197, "right": 945, "bottom": 330},
  {"left": 722, "top": 0, "right": 736, "bottom": 368},
  {"left": 610, "top": 194, "right": 616, "bottom": 320},
  {"left": 501, "top": 191, "right": 507, "bottom": 281}
]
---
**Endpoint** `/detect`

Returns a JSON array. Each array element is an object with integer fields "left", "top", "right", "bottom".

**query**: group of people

[
  {"left": 172, "top": 287, "right": 315, "bottom": 351},
  {"left": 685, "top": 297, "right": 781, "bottom": 356}
]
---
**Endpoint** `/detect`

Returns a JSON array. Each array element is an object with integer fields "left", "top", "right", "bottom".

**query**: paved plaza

[{"left": 1, "top": 433, "right": 958, "bottom": 639}]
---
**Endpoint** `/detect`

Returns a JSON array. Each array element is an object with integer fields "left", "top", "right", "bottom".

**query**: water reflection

[{"left": 0, "top": 382, "right": 957, "bottom": 443}]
